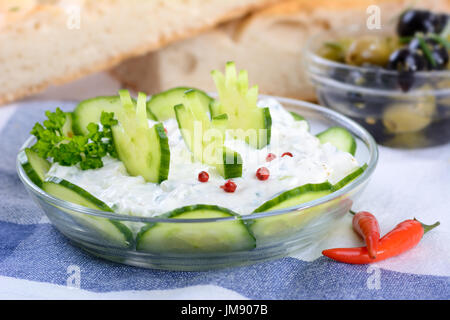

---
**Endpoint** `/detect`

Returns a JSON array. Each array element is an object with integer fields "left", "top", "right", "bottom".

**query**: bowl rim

[
  {"left": 303, "top": 30, "right": 450, "bottom": 97},
  {"left": 303, "top": 29, "right": 450, "bottom": 78},
  {"left": 16, "top": 95, "right": 378, "bottom": 223}
]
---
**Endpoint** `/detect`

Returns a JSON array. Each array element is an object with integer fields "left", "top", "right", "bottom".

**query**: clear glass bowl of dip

[
  {"left": 17, "top": 96, "right": 378, "bottom": 271},
  {"left": 304, "top": 31, "right": 450, "bottom": 149}
]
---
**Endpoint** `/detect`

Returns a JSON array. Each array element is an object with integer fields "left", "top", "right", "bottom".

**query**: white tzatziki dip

[{"left": 47, "top": 98, "right": 359, "bottom": 217}]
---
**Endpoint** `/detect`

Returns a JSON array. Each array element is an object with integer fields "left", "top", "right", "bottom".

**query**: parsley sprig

[{"left": 31, "top": 108, "right": 118, "bottom": 170}]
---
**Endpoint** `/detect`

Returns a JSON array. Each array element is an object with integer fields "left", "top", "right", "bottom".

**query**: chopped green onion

[
  {"left": 430, "top": 34, "right": 450, "bottom": 49},
  {"left": 399, "top": 36, "right": 413, "bottom": 44},
  {"left": 417, "top": 36, "right": 437, "bottom": 68}
]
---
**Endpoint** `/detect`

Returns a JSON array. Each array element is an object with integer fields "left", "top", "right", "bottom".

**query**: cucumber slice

[
  {"left": 250, "top": 182, "right": 334, "bottom": 242},
  {"left": 19, "top": 148, "right": 51, "bottom": 187},
  {"left": 289, "top": 111, "right": 310, "bottom": 131},
  {"left": 62, "top": 112, "right": 74, "bottom": 138},
  {"left": 175, "top": 90, "right": 242, "bottom": 179},
  {"left": 73, "top": 96, "right": 123, "bottom": 135},
  {"left": 289, "top": 111, "right": 306, "bottom": 122},
  {"left": 253, "top": 182, "right": 334, "bottom": 213},
  {"left": 136, "top": 205, "right": 255, "bottom": 253},
  {"left": 43, "top": 177, "right": 133, "bottom": 248},
  {"left": 73, "top": 96, "right": 155, "bottom": 136},
  {"left": 316, "top": 126, "right": 357, "bottom": 156},
  {"left": 211, "top": 62, "right": 272, "bottom": 149},
  {"left": 333, "top": 164, "right": 368, "bottom": 190},
  {"left": 112, "top": 90, "right": 170, "bottom": 183},
  {"left": 147, "top": 87, "right": 212, "bottom": 121}
]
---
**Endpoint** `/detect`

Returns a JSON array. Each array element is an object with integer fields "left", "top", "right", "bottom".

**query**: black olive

[
  {"left": 388, "top": 48, "right": 427, "bottom": 72},
  {"left": 409, "top": 37, "right": 449, "bottom": 70},
  {"left": 430, "top": 13, "right": 448, "bottom": 34},
  {"left": 430, "top": 46, "right": 449, "bottom": 70},
  {"left": 387, "top": 48, "right": 427, "bottom": 91},
  {"left": 397, "top": 10, "right": 435, "bottom": 37}
]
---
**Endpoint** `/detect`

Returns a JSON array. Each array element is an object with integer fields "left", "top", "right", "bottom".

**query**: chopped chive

[
  {"left": 429, "top": 34, "right": 450, "bottom": 49},
  {"left": 417, "top": 36, "right": 437, "bottom": 68},
  {"left": 399, "top": 36, "right": 413, "bottom": 44}
]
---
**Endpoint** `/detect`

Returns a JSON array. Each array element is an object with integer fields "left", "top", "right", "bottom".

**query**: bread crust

[{"left": 0, "top": 0, "right": 281, "bottom": 105}]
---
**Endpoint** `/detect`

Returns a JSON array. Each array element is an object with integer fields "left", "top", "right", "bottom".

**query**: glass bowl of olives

[{"left": 305, "top": 9, "right": 450, "bottom": 148}]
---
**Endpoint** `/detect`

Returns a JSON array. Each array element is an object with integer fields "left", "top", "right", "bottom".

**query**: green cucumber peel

[
  {"left": 113, "top": 90, "right": 170, "bottom": 183},
  {"left": 136, "top": 204, "right": 256, "bottom": 253},
  {"left": 175, "top": 90, "right": 243, "bottom": 179},
  {"left": 253, "top": 182, "right": 334, "bottom": 213},
  {"left": 333, "top": 164, "right": 368, "bottom": 191}
]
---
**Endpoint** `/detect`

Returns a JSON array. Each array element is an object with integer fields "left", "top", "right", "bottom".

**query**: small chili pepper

[
  {"left": 322, "top": 219, "right": 439, "bottom": 264},
  {"left": 350, "top": 210, "right": 380, "bottom": 259}
]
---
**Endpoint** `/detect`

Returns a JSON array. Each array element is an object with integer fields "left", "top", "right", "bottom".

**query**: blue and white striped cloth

[{"left": 1, "top": 100, "right": 449, "bottom": 299}]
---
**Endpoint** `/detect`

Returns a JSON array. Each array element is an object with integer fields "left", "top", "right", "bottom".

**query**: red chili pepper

[
  {"left": 322, "top": 219, "right": 439, "bottom": 264},
  {"left": 351, "top": 210, "right": 380, "bottom": 259}
]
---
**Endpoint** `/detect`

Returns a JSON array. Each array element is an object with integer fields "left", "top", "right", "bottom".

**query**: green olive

[
  {"left": 317, "top": 38, "right": 353, "bottom": 62},
  {"left": 382, "top": 98, "right": 435, "bottom": 134},
  {"left": 384, "top": 131, "right": 430, "bottom": 149},
  {"left": 345, "top": 35, "right": 394, "bottom": 67}
]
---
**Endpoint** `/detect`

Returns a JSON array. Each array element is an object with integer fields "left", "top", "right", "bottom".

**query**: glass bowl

[
  {"left": 304, "top": 31, "right": 450, "bottom": 149},
  {"left": 17, "top": 95, "right": 378, "bottom": 271}
]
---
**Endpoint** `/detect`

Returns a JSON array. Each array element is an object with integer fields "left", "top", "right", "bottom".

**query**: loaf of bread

[
  {"left": 0, "top": 0, "right": 280, "bottom": 105},
  {"left": 112, "top": 0, "right": 450, "bottom": 101}
]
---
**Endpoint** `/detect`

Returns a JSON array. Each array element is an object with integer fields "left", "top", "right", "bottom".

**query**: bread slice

[
  {"left": 0, "top": 0, "right": 281, "bottom": 105},
  {"left": 112, "top": 0, "right": 450, "bottom": 101}
]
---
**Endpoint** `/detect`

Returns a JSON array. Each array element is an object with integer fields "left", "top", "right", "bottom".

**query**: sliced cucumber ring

[
  {"left": 112, "top": 91, "right": 170, "bottom": 183},
  {"left": 175, "top": 90, "right": 242, "bottom": 179},
  {"left": 73, "top": 96, "right": 155, "bottom": 136},
  {"left": 147, "top": 87, "right": 213, "bottom": 121},
  {"left": 253, "top": 182, "right": 334, "bottom": 213},
  {"left": 317, "top": 126, "right": 357, "bottom": 156},
  {"left": 136, "top": 205, "right": 256, "bottom": 253},
  {"left": 289, "top": 111, "right": 305, "bottom": 122},
  {"left": 333, "top": 164, "right": 368, "bottom": 190},
  {"left": 19, "top": 148, "right": 51, "bottom": 187},
  {"left": 211, "top": 62, "right": 272, "bottom": 149},
  {"left": 289, "top": 111, "right": 310, "bottom": 130},
  {"left": 250, "top": 182, "right": 334, "bottom": 242},
  {"left": 73, "top": 96, "right": 123, "bottom": 135},
  {"left": 62, "top": 112, "right": 74, "bottom": 138},
  {"left": 43, "top": 177, "right": 134, "bottom": 248}
]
